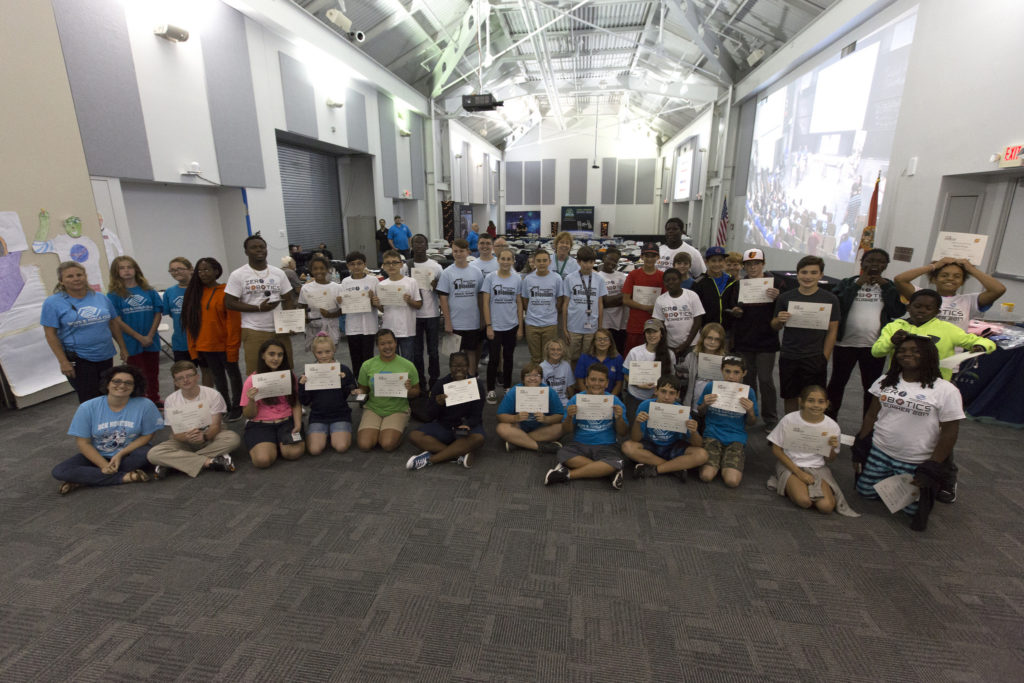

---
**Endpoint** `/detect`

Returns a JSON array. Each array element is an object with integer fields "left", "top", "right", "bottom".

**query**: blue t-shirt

[
  {"left": 388, "top": 223, "right": 412, "bottom": 250},
  {"left": 541, "top": 360, "right": 575, "bottom": 406},
  {"left": 466, "top": 230, "right": 479, "bottom": 253},
  {"left": 564, "top": 270, "right": 608, "bottom": 334},
  {"left": 698, "top": 383, "right": 758, "bottom": 445},
  {"left": 521, "top": 271, "right": 563, "bottom": 327},
  {"left": 108, "top": 287, "right": 164, "bottom": 356},
  {"left": 567, "top": 392, "right": 626, "bottom": 445},
  {"left": 574, "top": 354, "right": 624, "bottom": 389},
  {"left": 163, "top": 285, "right": 188, "bottom": 351},
  {"left": 68, "top": 396, "right": 163, "bottom": 458},
  {"left": 437, "top": 264, "right": 484, "bottom": 330},
  {"left": 40, "top": 291, "right": 118, "bottom": 361},
  {"left": 637, "top": 399, "right": 691, "bottom": 446},
  {"left": 497, "top": 383, "right": 564, "bottom": 432},
  {"left": 483, "top": 271, "right": 521, "bottom": 332}
]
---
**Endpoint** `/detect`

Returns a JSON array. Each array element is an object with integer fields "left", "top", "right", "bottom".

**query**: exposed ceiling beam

[{"left": 664, "top": 0, "right": 738, "bottom": 83}]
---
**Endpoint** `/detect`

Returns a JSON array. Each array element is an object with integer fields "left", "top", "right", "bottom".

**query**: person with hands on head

[
  {"left": 623, "top": 374, "right": 709, "bottom": 481},
  {"left": 406, "top": 352, "right": 486, "bottom": 470},
  {"left": 354, "top": 329, "right": 421, "bottom": 452},
  {"left": 544, "top": 363, "right": 629, "bottom": 490},
  {"left": 240, "top": 338, "right": 304, "bottom": 468},
  {"left": 107, "top": 256, "right": 164, "bottom": 405},
  {"left": 482, "top": 246, "right": 524, "bottom": 403},
  {"left": 893, "top": 256, "right": 1006, "bottom": 331},
  {"left": 697, "top": 355, "right": 758, "bottom": 487},
  {"left": 52, "top": 364, "right": 161, "bottom": 495},
  {"left": 496, "top": 362, "right": 566, "bottom": 454},
  {"left": 298, "top": 334, "right": 356, "bottom": 455}
]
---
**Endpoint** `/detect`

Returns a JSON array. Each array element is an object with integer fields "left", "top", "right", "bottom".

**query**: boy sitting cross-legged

[{"left": 623, "top": 374, "right": 708, "bottom": 481}]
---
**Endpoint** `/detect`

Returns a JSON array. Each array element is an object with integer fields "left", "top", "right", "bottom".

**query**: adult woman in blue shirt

[{"left": 42, "top": 261, "right": 128, "bottom": 402}]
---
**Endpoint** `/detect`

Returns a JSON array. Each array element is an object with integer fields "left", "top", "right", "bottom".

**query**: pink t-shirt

[{"left": 240, "top": 373, "right": 295, "bottom": 421}]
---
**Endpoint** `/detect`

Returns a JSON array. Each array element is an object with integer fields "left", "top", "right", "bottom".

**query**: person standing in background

[
  {"left": 164, "top": 257, "right": 193, "bottom": 362},
  {"left": 388, "top": 216, "right": 413, "bottom": 258},
  {"left": 375, "top": 219, "right": 390, "bottom": 266},
  {"left": 657, "top": 217, "right": 706, "bottom": 277},
  {"left": 486, "top": 220, "right": 497, "bottom": 238},
  {"left": 467, "top": 222, "right": 481, "bottom": 256}
]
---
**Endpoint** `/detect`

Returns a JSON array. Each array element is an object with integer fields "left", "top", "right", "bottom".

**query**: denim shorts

[{"left": 308, "top": 420, "right": 352, "bottom": 435}]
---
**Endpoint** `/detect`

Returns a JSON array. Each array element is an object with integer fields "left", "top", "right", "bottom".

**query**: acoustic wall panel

[
  {"left": 506, "top": 161, "right": 523, "bottom": 205},
  {"left": 377, "top": 93, "right": 399, "bottom": 197},
  {"left": 409, "top": 113, "right": 426, "bottom": 199},
  {"left": 569, "top": 158, "right": 588, "bottom": 205},
  {"left": 278, "top": 52, "right": 317, "bottom": 139},
  {"left": 523, "top": 161, "right": 541, "bottom": 205},
  {"left": 635, "top": 158, "right": 656, "bottom": 204},
  {"left": 461, "top": 141, "right": 471, "bottom": 201},
  {"left": 542, "top": 159, "right": 556, "bottom": 205},
  {"left": 616, "top": 159, "right": 636, "bottom": 204},
  {"left": 482, "top": 153, "right": 491, "bottom": 204},
  {"left": 345, "top": 89, "right": 368, "bottom": 152},
  {"left": 601, "top": 158, "right": 616, "bottom": 205}
]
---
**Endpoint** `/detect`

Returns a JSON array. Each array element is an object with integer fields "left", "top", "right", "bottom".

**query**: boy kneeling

[{"left": 623, "top": 375, "right": 708, "bottom": 481}]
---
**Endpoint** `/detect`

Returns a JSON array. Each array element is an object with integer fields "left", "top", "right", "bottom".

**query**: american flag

[{"left": 716, "top": 197, "right": 728, "bottom": 246}]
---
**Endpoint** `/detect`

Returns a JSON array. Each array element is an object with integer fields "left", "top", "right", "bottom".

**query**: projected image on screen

[
  {"left": 743, "top": 9, "right": 917, "bottom": 262},
  {"left": 505, "top": 210, "right": 541, "bottom": 237}
]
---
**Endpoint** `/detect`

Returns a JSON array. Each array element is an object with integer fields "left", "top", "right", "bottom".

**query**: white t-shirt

[
  {"left": 652, "top": 290, "right": 705, "bottom": 349},
  {"left": 767, "top": 411, "right": 840, "bottom": 469},
  {"left": 164, "top": 386, "right": 227, "bottom": 433},
  {"left": 379, "top": 276, "right": 422, "bottom": 338},
  {"left": 297, "top": 280, "right": 341, "bottom": 320},
  {"left": 837, "top": 283, "right": 884, "bottom": 347},
  {"left": 409, "top": 259, "right": 443, "bottom": 319},
  {"left": 339, "top": 275, "right": 379, "bottom": 336},
  {"left": 224, "top": 264, "right": 290, "bottom": 331},
  {"left": 624, "top": 345, "right": 677, "bottom": 400},
  {"left": 868, "top": 375, "right": 965, "bottom": 464},
  {"left": 598, "top": 269, "right": 628, "bottom": 331},
  {"left": 657, "top": 242, "right": 706, "bottom": 277},
  {"left": 938, "top": 292, "right": 985, "bottom": 331}
]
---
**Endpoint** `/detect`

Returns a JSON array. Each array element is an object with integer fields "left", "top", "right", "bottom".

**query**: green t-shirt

[{"left": 357, "top": 354, "right": 419, "bottom": 416}]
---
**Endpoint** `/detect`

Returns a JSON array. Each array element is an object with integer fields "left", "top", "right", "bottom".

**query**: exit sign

[{"left": 1000, "top": 144, "right": 1023, "bottom": 168}]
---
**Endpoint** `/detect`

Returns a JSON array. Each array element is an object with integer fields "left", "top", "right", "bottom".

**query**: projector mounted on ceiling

[{"left": 462, "top": 93, "right": 503, "bottom": 112}]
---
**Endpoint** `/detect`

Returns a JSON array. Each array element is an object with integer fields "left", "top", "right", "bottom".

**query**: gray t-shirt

[
  {"left": 774, "top": 287, "right": 841, "bottom": 359},
  {"left": 483, "top": 271, "right": 522, "bottom": 332}
]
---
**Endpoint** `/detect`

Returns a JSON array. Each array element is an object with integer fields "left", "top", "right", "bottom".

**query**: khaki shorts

[
  {"left": 358, "top": 409, "right": 410, "bottom": 434},
  {"left": 704, "top": 438, "right": 746, "bottom": 471}
]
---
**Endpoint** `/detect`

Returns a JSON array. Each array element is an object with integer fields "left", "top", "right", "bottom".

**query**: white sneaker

[
  {"left": 457, "top": 452, "right": 474, "bottom": 468},
  {"left": 486, "top": 390, "right": 498, "bottom": 404},
  {"left": 406, "top": 451, "right": 432, "bottom": 470}
]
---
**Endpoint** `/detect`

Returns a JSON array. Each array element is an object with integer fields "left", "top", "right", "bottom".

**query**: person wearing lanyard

[
  {"left": 562, "top": 247, "right": 607, "bottom": 365},
  {"left": 552, "top": 232, "right": 580, "bottom": 279}
]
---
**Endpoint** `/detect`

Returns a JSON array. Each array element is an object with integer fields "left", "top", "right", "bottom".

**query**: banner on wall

[{"left": 560, "top": 206, "right": 595, "bottom": 238}]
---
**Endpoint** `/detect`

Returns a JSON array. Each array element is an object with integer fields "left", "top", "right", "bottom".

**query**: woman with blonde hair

[
  {"left": 551, "top": 232, "right": 580, "bottom": 279},
  {"left": 107, "top": 255, "right": 164, "bottom": 405}
]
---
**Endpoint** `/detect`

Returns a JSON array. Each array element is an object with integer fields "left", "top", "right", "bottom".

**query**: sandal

[
  {"left": 123, "top": 469, "right": 150, "bottom": 484},
  {"left": 58, "top": 481, "right": 80, "bottom": 496}
]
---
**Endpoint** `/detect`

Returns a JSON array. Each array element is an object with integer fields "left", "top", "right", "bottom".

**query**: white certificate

[
  {"left": 341, "top": 289, "right": 372, "bottom": 314},
  {"left": 628, "top": 360, "right": 662, "bottom": 386},
  {"left": 411, "top": 267, "right": 435, "bottom": 291},
  {"left": 787, "top": 302, "right": 832, "bottom": 330},
  {"left": 252, "top": 371, "right": 293, "bottom": 399},
  {"left": 304, "top": 363, "right": 341, "bottom": 390},
  {"left": 939, "top": 350, "right": 986, "bottom": 370},
  {"left": 932, "top": 231, "right": 988, "bottom": 265},
  {"left": 373, "top": 372, "right": 408, "bottom": 398},
  {"left": 697, "top": 353, "right": 724, "bottom": 381},
  {"left": 377, "top": 283, "right": 408, "bottom": 306},
  {"left": 515, "top": 386, "right": 548, "bottom": 413},
  {"left": 575, "top": 394, "right": 614, "bottom": 421},
  {"left": 738, "top": 277, "right": 774, "bottom": 304},
  {"left": 783, "top": 422, "right": 836, "bottom": 457},
  {"left": 631, "top": 285, "right": 660, "bottom": 307},
  {"left": 873, "top": 473, "right": 920, "bottom": 514},
  {"left": 304, "top": 287, "right": 332, "bottom": 311},
  {"left": 710, "top": 380, "right": 749, "bottom": 414},
  {"left": 647, "top": 403, "right": 690, "bottom": 432},
  {"left": 167, "top": 402, "right": 211, "bottom": 433},
  {"left": 444, "top": 378, "right": 480, "bottom": 406},
  {"left": 273, "top": 309, "right": 305, "bottom": 333}
]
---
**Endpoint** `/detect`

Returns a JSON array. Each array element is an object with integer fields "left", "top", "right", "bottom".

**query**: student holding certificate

[
  {"left": 621, "top": 243, "right": 664, "bottom": 355},
  {"left": 544, "top": 363, "right": 628, "bottom": 490},
  {"left": 339, "top": 251, "right": 379, "bottom": 377},
  {"left": 376, "top": 249, "right": 423, "bottom": 359},
  {"left": 893, "top": 256, "right": 1006, "bottom": 331},
  {"left": 696, "top": 356, "right": 758, "bottom": 488},
  {"left": 623, "top": 375, "right": 708, "bottom": 481},
  {"left": 623, "top": 319, "right": 676, "bottom": 420},
  {"left": 680, "top": 323, "right": 728, "bottom": 410},
  {"left": 240, "top": 339, "right": 304, "bottom": 468},
  {"left": 297, "top": 255, "right": 342, "bottom": 350},
  {"left": 651, "top": 267, "right": 704, "bottom": 357},
  {"left": 355, "top": 329, "right": 421, "bottom": 452},
  {"left": 147, "top": 361, "right": 240, "bottom": 478},
  {"left": 298, "top": 335, "right": 357, "bottom": 455},
  {"left": 495, "top": 362, "right": 565, "bottom": 454},
  {"left": 406, "top": 352, "right": 486, "bottom": 470}
]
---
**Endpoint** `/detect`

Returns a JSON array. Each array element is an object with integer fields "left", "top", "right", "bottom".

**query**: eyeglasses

[
  {"left": 109, "top": 379, "right": 134, "bottom": 387},
  {"left": 174, "top": 372, "right": 198, "bottom": 381},
  {"left": 168, "top": 267, "right": 190, "bottom": 274}
]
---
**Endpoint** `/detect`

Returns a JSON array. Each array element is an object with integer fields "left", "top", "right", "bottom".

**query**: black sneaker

[
  {"left": 633, "top": 463, "right": 658, "bottom": 479},
  {"left": 153, "top": 465, "right": 169, "bottom": 480},
  {"left": 544, "top": 466, "right": 569, "bottom": 485},
  {"left": 936, "top": 481, "right": 957, "bottom": 504},
  {"left": 537, "top": 442, "right": 561, "bottom": 455},
  {"left": 611, "top": 470, "right": 624, "bottom": 490},
  {"left": 673, "top": 469, "right": 688, "bottom": 484},
  {"left": 209, "top": 454, "right": 235, "bottom": 472},
  {"left": 225, "top": 407, "right": 243, "bottom": 423}
]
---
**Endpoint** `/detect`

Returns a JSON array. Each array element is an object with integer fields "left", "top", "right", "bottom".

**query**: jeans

[
  {"left": 199, "top": 350, "right": 244, "bottom": 410},
  {"left": 413, "top": 316, "right": 441, "bottom": 385},
  {"left": 397, "top": 336, "right": 416, "bottom": 364},
  {"left": 740, "top": 350, "right": 778, "bottom": 424},
  {"left": 827, "top": 345, "right": 885, "bottom": 418},
  {"left": 52, "top": 446, "right": 152, "bottom": 487},
  {"left": 65, "top": 354, "right": 112, "bottom": 403},
  {"left": 487, "top": 326, "right": 518, "bottom": 391}
]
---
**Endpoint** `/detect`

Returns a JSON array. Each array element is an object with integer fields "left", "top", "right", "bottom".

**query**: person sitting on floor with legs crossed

[
  {"left": 406, "top": 351, "right": 486, "bottom": 470},
  {"left": 496, "top": 361, "right": 566, "bottom": 454},
  {"left": 623, "top": 374, "right": 708, "bottom": 481}
]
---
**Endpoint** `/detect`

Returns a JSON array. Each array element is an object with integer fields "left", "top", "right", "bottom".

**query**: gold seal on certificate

[
  {"left": 628, "top": 360, "right": 661, "bottom": 386},
  {"left": 252, "top": 371, "right": 293, "bottom": 398},
  {"left": 783, "top": 422, "right": 836, "bottom": 457},
  {"left": 647, "top": 403, "right": 689, "bottom": 432},
  {"left": 273, "top": 309, "right": 305, "bottom": 333},
  {"left": 373, "top": 372, "right": 408, "bottom": 398},
  {"left": 786, "top": 302, "right": 831, "bottom": 330},
  {"left": 341, "top": 290, "right": 372, "bottom": 314},
  {"left": 304, "top": 363, "right": 341, "bottom": 390},
  {"left": 710, "top": 380, "right": 749, "bottom": 413},
  {"left": 738, "top": 277, "right": 774, "bottom": 304},
  {"left": 304, "top": 288, "right": 332, "bottom": 311},
  {"left": 444, "top": 378, "right": 480, "bottom": 406},
  {"left": 631, "top": 285, "right": 660, "bottom": 307},
  {"left": 932, "top": 231, "right": 988, "bottom": 265},
  {"left": 515, "top": 386, "right": 548, "bottom": 413},
  {"left": 575, "top": 394, "right": 613, "bottom": 421},
  {"left": 377, "top": 284, "right": 407, "bottom": 306},
  {"left": 167, "top": 403, "right": 210, "bottom": 433},
  {"left": 411, "top": 267, "right": 435, "bottom": 291}
]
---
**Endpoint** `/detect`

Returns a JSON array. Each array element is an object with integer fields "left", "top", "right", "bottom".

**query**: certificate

[
  {"left": 273, "top": 309, "right": 305, "bottom": 333},
  {"left": 939, "top": 350, "right": 986, "bottom": 370},
  {"left": 628, "top": 360, "right": 661, "bottom": 386},
  {"left": 377, "top": 283, "right": 408, "bottom": 306},
  {"left": 932, "top": 231, "right": 988, "bottom": 265},
  {"left": 631, "top": 285, "right": 660, "bottom": 307},
  {"left": 710, "top": 380, "right": 749, "bottom": 414},
  {"left": 697, "top": 353, "right": 724, "bottom": 381},
  {"left": 373, "top": 372, "right": 408, "bottom": 398},
  {"left": 783, "top": 422, "right": 836, "bottom": 457},
  {"left": 575, "top": 394, "right": 614, "bottom": 421},
  {"left": 304, "top": 287, "right": 332, "bottom": 311},
  {"left": 252, "top": 371, "right": 293, "bottom": 399},
  {"left": 411, "top": 267, "right": 435, "bottom": 291},
  {"left": 304, "top": 363, "right": 341, "bottom": 390},
  {"left": 444, "top": 378, "right": 480, "bottom": 406},
  {"left": 738, "top": 277, "right": 774, "bottom": 304},
  {"left": 166, "top": 402, "right": 210, "bottom": 433},
  {"left": 647, "top": 403, "right": 690, "bottom": 432},
  {"left": 341, "top": 289, "right": 372, "bottom": 314},
  {"left": 873, "top": 473, "right": 920, "bottom": 514},
  {"left": 787, "top": 302, "right": 832, "bottom": 330},
  {"left": 515, "top": 386, "right": 549, "bottom": 413}
]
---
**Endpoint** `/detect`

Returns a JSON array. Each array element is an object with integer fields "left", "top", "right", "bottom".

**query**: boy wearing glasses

[{"left": 376, "top": 249, "right": 423, "bottom": 360}]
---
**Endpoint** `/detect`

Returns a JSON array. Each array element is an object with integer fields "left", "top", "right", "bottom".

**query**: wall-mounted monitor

[
  {"left": 505, "top": 210, "right": 541, "bottom": 236},
  {"left": 672, "top": 136, "right": 701, "bottom": 202},
  {"left": 560, "top": 206, "right": 595, "bottom": 237}
]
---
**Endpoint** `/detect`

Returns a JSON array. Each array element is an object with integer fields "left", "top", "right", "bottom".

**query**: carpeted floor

[{"left": 1, "top": 339, "right": 1022, "bottom": 681}]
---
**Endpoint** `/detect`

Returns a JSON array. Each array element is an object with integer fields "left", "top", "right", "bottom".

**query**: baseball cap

[
  {"left": 742, "top": 248, "right": 765, "bottom": 262},
  {"left": 705, "top": 246, "right": 726, "bottom": 259},
  {"left": 641, "top": 242, "right": 659, "bottom": 255},
  {"left": 643, "top": 318, "right": 664, "bottom": 332}
]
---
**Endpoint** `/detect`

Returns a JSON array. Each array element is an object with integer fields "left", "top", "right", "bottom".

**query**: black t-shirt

[
  {"left": 729, "top": 274, "right": 788, "bottom": 353},
  {"left": 773, "top": 287, "right": 841, "bottom": 359}
]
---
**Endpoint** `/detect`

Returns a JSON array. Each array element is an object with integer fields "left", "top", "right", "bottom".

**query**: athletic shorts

[
  {"left": 413, "top": 421, "right": 486, "bottom": 445},
  {"left": 557, "top": 441, "right": 624, "bottom": 470},
  {"left": 641, "top": 438, "right": 689, "bottom": 460},
  {"left": 454, "top": 328, "right": 482, "bottom": 350},
  {"left": 358, "top": 409, "right": 410, "bottom": 433},
  {"left": 308, "top": 420, "right": 352, "bottom": 435},
  {"left": 244, "top": 420, "right": 302, "bottom": 450},
  {"left": 778, "top": 354, "right": 828, "bottom": 399}
]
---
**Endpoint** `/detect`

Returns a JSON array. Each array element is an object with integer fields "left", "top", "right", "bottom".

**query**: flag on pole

[
  {"left": 854, "top": 173, "right": 880, "bottom": 266},
  {"left": 717, "top": 197, "right": 729, "bottom": 247}
]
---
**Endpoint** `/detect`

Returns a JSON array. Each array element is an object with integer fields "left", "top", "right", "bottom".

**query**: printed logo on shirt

[
  {"left": 71, "top": 305, "right": 107, "bottom": 325},
  {"left": 570, "top": 284, "right": 598, "bottom": 300},
  {"left": 122, "top": 294, "right": 154, "bottom": 315},
  {"left": 529, "top": 285, "right": 556, "bottom": 301},
  {"left": 878, "top": 386, "right": 934, "bottom": 417},
  {"left": 854, "top": 287, "right": 881, "bottom": 303},
  {"left": 938, "top": 303, "right": 966, "bottom": 325},
  {"left": 170, "top": 295, "right": 183, "bottom": 315},
  {"left": 660, "top": 303, "right": 695, "bottom": 321},
  {"left": 491, "top": 283, "right": 518, "bottom": 301},
  {"left": 245, "top": 276, "right": 280, "bottom": 294},
  {"left": 452, "top": 278, "right": 479, "bottom": 294}
]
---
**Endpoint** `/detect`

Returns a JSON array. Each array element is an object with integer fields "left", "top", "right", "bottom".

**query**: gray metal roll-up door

[{"left": 277, "top": 144, "right": 344, "bottom": 258}]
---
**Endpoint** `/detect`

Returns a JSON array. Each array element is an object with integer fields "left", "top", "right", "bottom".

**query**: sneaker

[
  {"left": 406, "top": 451, "right": 432, "bottom": 470},
  {"left": 153, "top": 465, "right": 169, "bottom": 480},
  {"left": 504, "top": 441, "right": 512, "bottom": 453},
  {"left": 209, "top": 454, "right": 235, "bottom": 472},
  {"left": 537, "top": 441, "right": 561, "bottom": 455},
  {"left": 936, "top": 481, "right": 957, "bottom": 504},
  {"left": 486, "top": 390, "right": 498, "bottom": 404},
  {"left": 633, "top": 463, "right": 659, "bottom": 479},
  {"left": 611, "top": 470, "right": 624, "bottom": 490},
  {"left": 673, "top": 469, "right": 688, "bottom": 484},
  {"left": 225, "top": 407, "right": 243, "bottom": 423},
  {"left": 457, "top": 452, "right": 474, "bottom": 468},
  {"left": 544, "top": 466, "right": 570, "bottom": 485}
]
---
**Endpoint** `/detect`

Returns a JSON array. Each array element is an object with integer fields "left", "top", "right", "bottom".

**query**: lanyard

[
  {"left": 584, "top": 274, "right": 593, "bottom": 313},
  {"left": 556, "top": 256, "right": 568, "bottom": 275}
]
